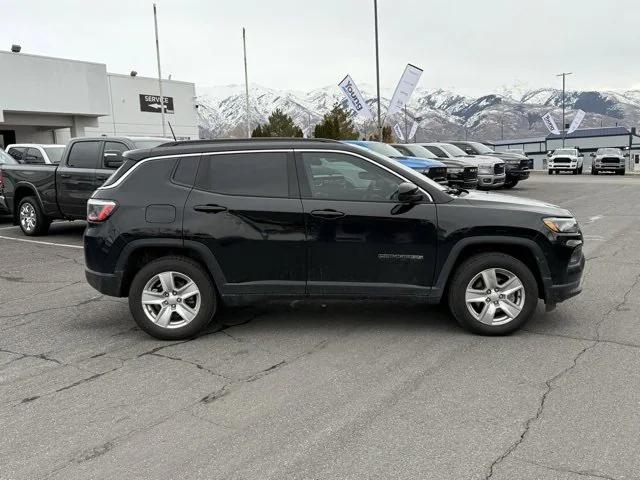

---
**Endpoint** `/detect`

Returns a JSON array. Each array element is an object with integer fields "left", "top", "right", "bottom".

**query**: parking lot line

[
  {"left": 0, "top": 225, "right": 20, "bottom": 230},
  {"left": 0, "top": 235, "right": 83, "bottom": 249}
]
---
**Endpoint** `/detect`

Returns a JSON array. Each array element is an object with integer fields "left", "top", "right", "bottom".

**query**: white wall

[
  {"left": 88, "top": 74, "right": 199, "bottom": 140},
  {"left": 0, "top": 51, "right": 109, "bottom": 116}
]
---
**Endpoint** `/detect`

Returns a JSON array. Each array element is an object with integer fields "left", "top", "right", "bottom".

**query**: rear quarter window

[{"left": 100, "top": 159, "right": 137, "bottom": 188}]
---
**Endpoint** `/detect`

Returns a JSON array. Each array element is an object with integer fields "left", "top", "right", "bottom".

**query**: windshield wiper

[{"left": 445, "top": 186, "right": 469, "bottom": 196}]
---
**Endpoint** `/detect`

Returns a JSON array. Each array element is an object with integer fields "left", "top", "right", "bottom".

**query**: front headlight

[
  {"left": 478, "top": 164, "right": 492, "bottom": 174},
  {"left": 448, "top": 167, "right": 463, "bottom": 174},
  {"left": 543, "top": 217, "right": 579, "bottom": 233}
]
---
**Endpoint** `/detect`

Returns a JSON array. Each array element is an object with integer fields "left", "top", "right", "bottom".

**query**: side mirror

[
  {"left": 547, "top": 152, "right": 552, "bottom": 157},
  {"left": 590, "top": 153, "right": 596, "bottom": 158},
  {"left": 397, "top": 182, "right": 422, "bottom": 203},
  {"left": 625, "top": 152, "right": 630, "bottom": 158},
  {"left": 104, "top": 151, "right": 124, "bottom": 169},
  {"left": 465, "top": 148, "right": 474, "bottom": 154}
]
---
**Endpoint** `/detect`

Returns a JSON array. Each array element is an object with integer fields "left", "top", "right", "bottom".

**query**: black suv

[{"left": 85, "top": 139, "right": 584, "bottom": 340}]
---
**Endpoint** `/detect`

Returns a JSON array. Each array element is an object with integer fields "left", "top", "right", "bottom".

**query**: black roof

[
  {"left": 546, "top": 126, "right": 631, "bottom": 140},
  {"left": 124, "top": 137, "right": 354, "bottom": 161}
]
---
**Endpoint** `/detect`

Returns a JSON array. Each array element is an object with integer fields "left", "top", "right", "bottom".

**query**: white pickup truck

[
  {"left": 547, "top": 148, "right": 584, "bottom": 175},
  {"left": 590, "top": 147, "right": 627, "bottom": 175}
]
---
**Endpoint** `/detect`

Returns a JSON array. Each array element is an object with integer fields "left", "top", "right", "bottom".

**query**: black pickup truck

[{"left": 1, "top": 136, "right": 169, "bottom": 235}]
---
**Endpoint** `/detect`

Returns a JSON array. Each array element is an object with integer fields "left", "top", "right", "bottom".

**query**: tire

[
  {"left": 547, "top": 170, "right": 553, "bottom": 175},
  {"left": 128, "top": 256, "right": 220, "bottom": 340},
  {"left": 572, "top": 169, "right": 578, "bottom": 175},
  {"left": 503, "top": 179, "right": 518, "bottom": 189},
  {"left": 17, "top": 196, "right": 51, "bottom": 236},
  {"left": 617, "top": 169, "right": 626, "bottom": 176},
  {"left": 578, "top": 166, "right": 583, "bottom": 174},
  {"left": 591, "top": 168, "right": 598, "bottom": 175},
  {"left": 447, "top": 253, "right": 539, "bottom": 335}
]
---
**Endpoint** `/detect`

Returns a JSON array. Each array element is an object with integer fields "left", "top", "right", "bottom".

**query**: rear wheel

[
  {"left": 17, "top": 196, "right": 51, "bottom": 236},
  {"left": 447, "top": 253, "right": 539, "bottom": 335},
  {"left": 128, "top": 256, "right": 220, "bottom": 340}
]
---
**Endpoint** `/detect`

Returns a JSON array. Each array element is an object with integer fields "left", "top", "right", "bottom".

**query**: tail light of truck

[{"left": 87, "top": 199, "right": 118, "bottom": 222}]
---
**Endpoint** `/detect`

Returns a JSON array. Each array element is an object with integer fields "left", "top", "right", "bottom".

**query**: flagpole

[
  {"left": 557, "top": 72, "right": 572, "bottom": 147},
  {"left": 374, "top": 0, "right": 382, "bottom": 141},
  {"left": 243, "top": 27, "right": 251, "bottom": 138},
  {"left": 153, "top": 3, "right": 166, "bottom": 137}
]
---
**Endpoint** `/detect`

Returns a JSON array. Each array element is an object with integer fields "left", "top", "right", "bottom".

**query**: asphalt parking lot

[{"left": 1, "top": 173, "right": 639, "bottom": 480}]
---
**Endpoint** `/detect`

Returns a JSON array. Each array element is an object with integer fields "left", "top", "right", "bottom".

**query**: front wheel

[
  {"left": 447, "top": 253, "right": 539, "bottom": 335},
  {"left": 503, "top": 179, "right": 519, "bottom": 189},
  {"left": 128, "top": 256, "right": 220, "bottom": 340},
  {"left": 17, "top": 196, "right": 51, "bottom": 236},
  {"left": 547, "top": 170, "right": 553, "bottom": 175}
]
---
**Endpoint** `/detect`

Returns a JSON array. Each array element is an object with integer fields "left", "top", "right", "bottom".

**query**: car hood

[
  {"left": 458, "top": 155, "right": 502, "bottom": 166},
  {"left": 485, "top": 152, "right": 526, "bottom": 161},
  {"left": 390, "top": 156, "right": 446, "bottom": 168},
  {"left": 458, "top": 190, "right": 572, "bottom": 216},
  {"left": 438, "top": 158, "right": 475, "bottom": 168}
]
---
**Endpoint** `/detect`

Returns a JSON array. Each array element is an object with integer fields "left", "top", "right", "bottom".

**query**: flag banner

[
  {"left": 338, "top": 75, "right": 373, "bottom": 120},
  {"left": 542, "top": 112, "right": 561, "bottom": 135},
  {"left": 568, "top": 110, "right": 586, "bottom": 134},
  {"left": 388, "top": 64, "right": 423, "bottom": 115},
  {"left": 393, "top": 123, "right": 405, "bottom": 141},
  {"left": 408, "top": 121, "right": 419, "bottom": 139}
]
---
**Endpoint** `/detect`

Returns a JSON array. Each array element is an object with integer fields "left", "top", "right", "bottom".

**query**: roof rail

[{"left": 157, "top": 137, "right": 342, "bottom": 148}]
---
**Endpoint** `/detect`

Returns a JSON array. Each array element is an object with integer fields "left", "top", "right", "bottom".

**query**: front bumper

[
  {"left": 0, "top": 195, "right": 7, "bottom": 214},
  {"left": 448, "top": 178, "right": 478, "bottom": 189},
  {"left": 477, "top": 173, "right": 505, "bottom": 188},
  {"left": 506, "top": 169, "right": 530, "bottom": 180},
  {"left": 545, "top": 249, "right": 585, "bottom": 304},
  {"left": 593, "top": 164, "right": 624, "bottom": 170},
  {"left": 86, "top": 268, "right": 124, "bottom": 297}
]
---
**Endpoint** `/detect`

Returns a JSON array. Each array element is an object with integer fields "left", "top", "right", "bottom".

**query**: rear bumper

[{"left": 85, "top": 268, "right": 124, "bottom": 297}]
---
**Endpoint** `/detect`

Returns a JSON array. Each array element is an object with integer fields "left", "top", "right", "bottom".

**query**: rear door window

[
  {"left": 67, "top": 141, "right": 101, "bottom": 169},
  {"left": 103, "top": 141, "right": 129, "bottom": 169},
  {"left": 24, "top": 148, "right": 45, "bottom": 164},
  {"left": 195, "top": 152, "right": 290, "bottom": 198},
  {"left": 8, "top": 147, "right": 26, "bottom": 162}
]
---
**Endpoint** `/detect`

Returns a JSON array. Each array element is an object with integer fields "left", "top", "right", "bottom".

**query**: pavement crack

[
  {"left": 0, "top": 348, "right": 64, "bottom": 367},
  {"left": 0, "top": 295, "right": 104, "bottom": 322},
  {"left": 518, "top": 458, "right": 620, "bottom": 480},
  {"left": 149, "top": 351, "right": 232, "bottom": 380}
]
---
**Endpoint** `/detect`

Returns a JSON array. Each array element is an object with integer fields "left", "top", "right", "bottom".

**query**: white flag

[
  {"left": 338, "top": 75, "right": 373, "bottom": 120},
  {"left": 388, "top": 64, "right": 423, "bottom": 116},
  {"left": 408, "top": 121, "right": 419, "bottom": 140},
  {"left": 393, "top": 123, "right": 405, "bottom": 141},
  {"left": 568, "top": 110, "right": 586, "bottom": 134},
  {"left": 542, "top": 112, "right": 561, "bottom": 135}
]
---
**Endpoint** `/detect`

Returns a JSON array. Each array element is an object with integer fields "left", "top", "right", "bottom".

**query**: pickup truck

[
  {"left": 1, "top": 136, "right": 170, "bottom": 235},
  {"left": 547, "top": 148, "right": 584, "bottom": 175},
  {"left": 451, "top": 141, "right": 531, "bottom": 188},
  {"left": 590, "top": 147, "right": 627, "bottom": 175}
]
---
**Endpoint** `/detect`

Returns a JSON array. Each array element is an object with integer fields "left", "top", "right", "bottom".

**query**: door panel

[
  {"left": 57, "top": 140, "right": 102, "bottom": 218},
  {"left": 296, "top": 150, "right": 438, "bottom": 296},
  {"left": 183, "top": 151, "right": 306, "bottom": 295}
]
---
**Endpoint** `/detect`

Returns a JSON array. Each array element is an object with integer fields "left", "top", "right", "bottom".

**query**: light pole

[
  {"left": 374, "top": 0, "right": 382, "bottom": 141},
  {"left": 243, "top": 28, "right": 251, "bottom": 138},
  {"left": 557, "top": 72, "right": 572, "bottom": 147},
  {"left": 153, "top": 3, "right": 166, "bottom": 137}
]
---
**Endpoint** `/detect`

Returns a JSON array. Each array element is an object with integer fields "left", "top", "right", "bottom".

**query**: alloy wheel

[
  {"left": 20, "top": 203, "right": 37, "bottom": 233},
  {"left": 141, "top": 271, "right": 201, "bottom": 329},
  {"left": 464, "top": 268, "right": 525, "bottom": 326}
]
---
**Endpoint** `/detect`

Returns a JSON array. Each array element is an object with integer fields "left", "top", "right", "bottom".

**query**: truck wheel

[
  {"left": 128, "top": 256, "right": 220, "bottom": 340},
  {"left": 591, "top": 168, "right": 598, "bottom": 175},
  {"left": 572, "top": 169, "right": 578, "bottom": 175},
  {"left": 617, "top": 169, "right": 626, "bottom": 176},
  {"left": 578, "top": 166, "right": 583, "bottom": 174},
  {"left": 447, "top": 253, "right": 539, "bottom": 335},
  {"left": 503, "top": 179, "right": 518, "bottom": 189},
  {"left": 547, "top": 170, "right": 553, "bottom": 175},
  {"left": 17, "top": 197, "right": 51, "bottom": 236}
]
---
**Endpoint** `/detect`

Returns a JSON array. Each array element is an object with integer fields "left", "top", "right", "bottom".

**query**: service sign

[{"left": 139, "top": 94, "right": 174, "bottom": 114}]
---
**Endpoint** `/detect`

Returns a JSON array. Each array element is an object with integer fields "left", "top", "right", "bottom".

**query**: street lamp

[
  {"left": 556, "top": 72, "right": 573, "bottom": 147},
  {"left": 373, "top": 0, "right": 382, "bottom": 141}
]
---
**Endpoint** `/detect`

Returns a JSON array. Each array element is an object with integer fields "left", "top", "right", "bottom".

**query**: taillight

[{"left": 87, "top": 199, "right": 117, "bottom": 222}]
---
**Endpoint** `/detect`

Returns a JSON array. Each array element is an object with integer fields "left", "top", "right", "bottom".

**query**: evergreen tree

[
  {"left": 313, "top": 103, "right": 359, "bottom": 140},
  {"left": 368, "top": 125, "right": 393, "bottom": 143},
  {"left": 251, "top": 109, "right": 303, "bottom": 137}
]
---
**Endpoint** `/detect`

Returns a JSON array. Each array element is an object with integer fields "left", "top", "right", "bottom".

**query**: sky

[{"left": 1, "top": 0, "right": 638, "bottom": 96}]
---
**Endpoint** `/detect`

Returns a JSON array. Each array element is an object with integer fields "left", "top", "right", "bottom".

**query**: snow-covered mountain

[{"left": 197, "top": 83, "right": 640, "bottom": 141}]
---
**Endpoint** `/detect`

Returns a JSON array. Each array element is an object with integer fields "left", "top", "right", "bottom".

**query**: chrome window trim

[
  {"left": 295, "top": 148, "right": 434, "bottom": 203},
  {"left": 97, "top": 149, "right": 293, "bottom": 190}
]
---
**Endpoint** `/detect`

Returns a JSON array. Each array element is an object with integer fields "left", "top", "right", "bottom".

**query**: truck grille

[
  {"left": 553, "top": 157, "right": 571, "bottom": 163},
  {"left": 602, "top": 157, "right": 620, "bottom": 164},
  {"left": 426, "top": 167, "right": 447, "bottom": 183},
  {"left": 520, "top": 159, "right": 530, "bottom": 169},
  {"left": 462, "top": 167, "right": 478, "bottom": 180},
  {"left": 494, "top": 164, "right": 505, "bottom": 175}
]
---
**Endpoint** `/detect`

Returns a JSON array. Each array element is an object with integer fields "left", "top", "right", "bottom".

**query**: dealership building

[
  {"left": 486, "top": 126, "right": 640, "bottom": 171},
  {"left": 0, "top": 50, "right": 199, "bottom": 148}
]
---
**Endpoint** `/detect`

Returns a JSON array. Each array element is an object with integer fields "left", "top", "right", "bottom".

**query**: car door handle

[
  {"left": 310, "top": 209, "right": 346, "bottom": 219},
  {"left": 193, "top": 204, "right": 227, "bottom": 214}
]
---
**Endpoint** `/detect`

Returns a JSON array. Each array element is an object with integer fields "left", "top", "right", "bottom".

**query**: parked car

[
  {"left": 1, "top": 136, "right": 171, "bottom": 235},
  {"left": 343, "top": 140, "right": 448, "bottom": 184},
  {"left": 547, "top": 148, "right": 584, "bottom": 175},
  {"left": 419, "top": 142, "right": 506, "bottom": 189},
  {"left": 391, "top": 143, "right": 478, "bottom": 189},
  {"left": 84, "top": 138, "right": 584, "bottom": 340},
  {"left": 451, "top": 141, "right": 530, "bottom": 188},
  {"left": 590, "top": 148, "right": 626, "bottom": 175},
  {"left": 0, "top": 148, "right": 18, "bottom": 215},
  {"left": 5, "top": 144, "right": 66, "bottom": 165}
]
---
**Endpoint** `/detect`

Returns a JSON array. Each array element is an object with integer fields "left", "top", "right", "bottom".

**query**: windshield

[
  {"left": 597, "top": 148, "right": 621, "bottom": 155},
  {"left": 0, "top": 148, "right": 17, "bottom": 164},
  {"left": 364, "top": 142, "right": 404, "bottom": 157},
  {"left": 403, "top": 145, "right": 438, "bottom": 159},
  {"left": 132, "top": 139, "right": 171, "bottom": 149},
  {"left": 43, "top": 146, "right": 64, "bottom": 164},
  {"left": 440, "top": 144, "right": 469, "bottom": 157},
  {"left": 467, "top": 142, "right": 494, "bottom": 154},
  {"left": 554, "top": 148, "right": 577, "bottom": 155}
]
